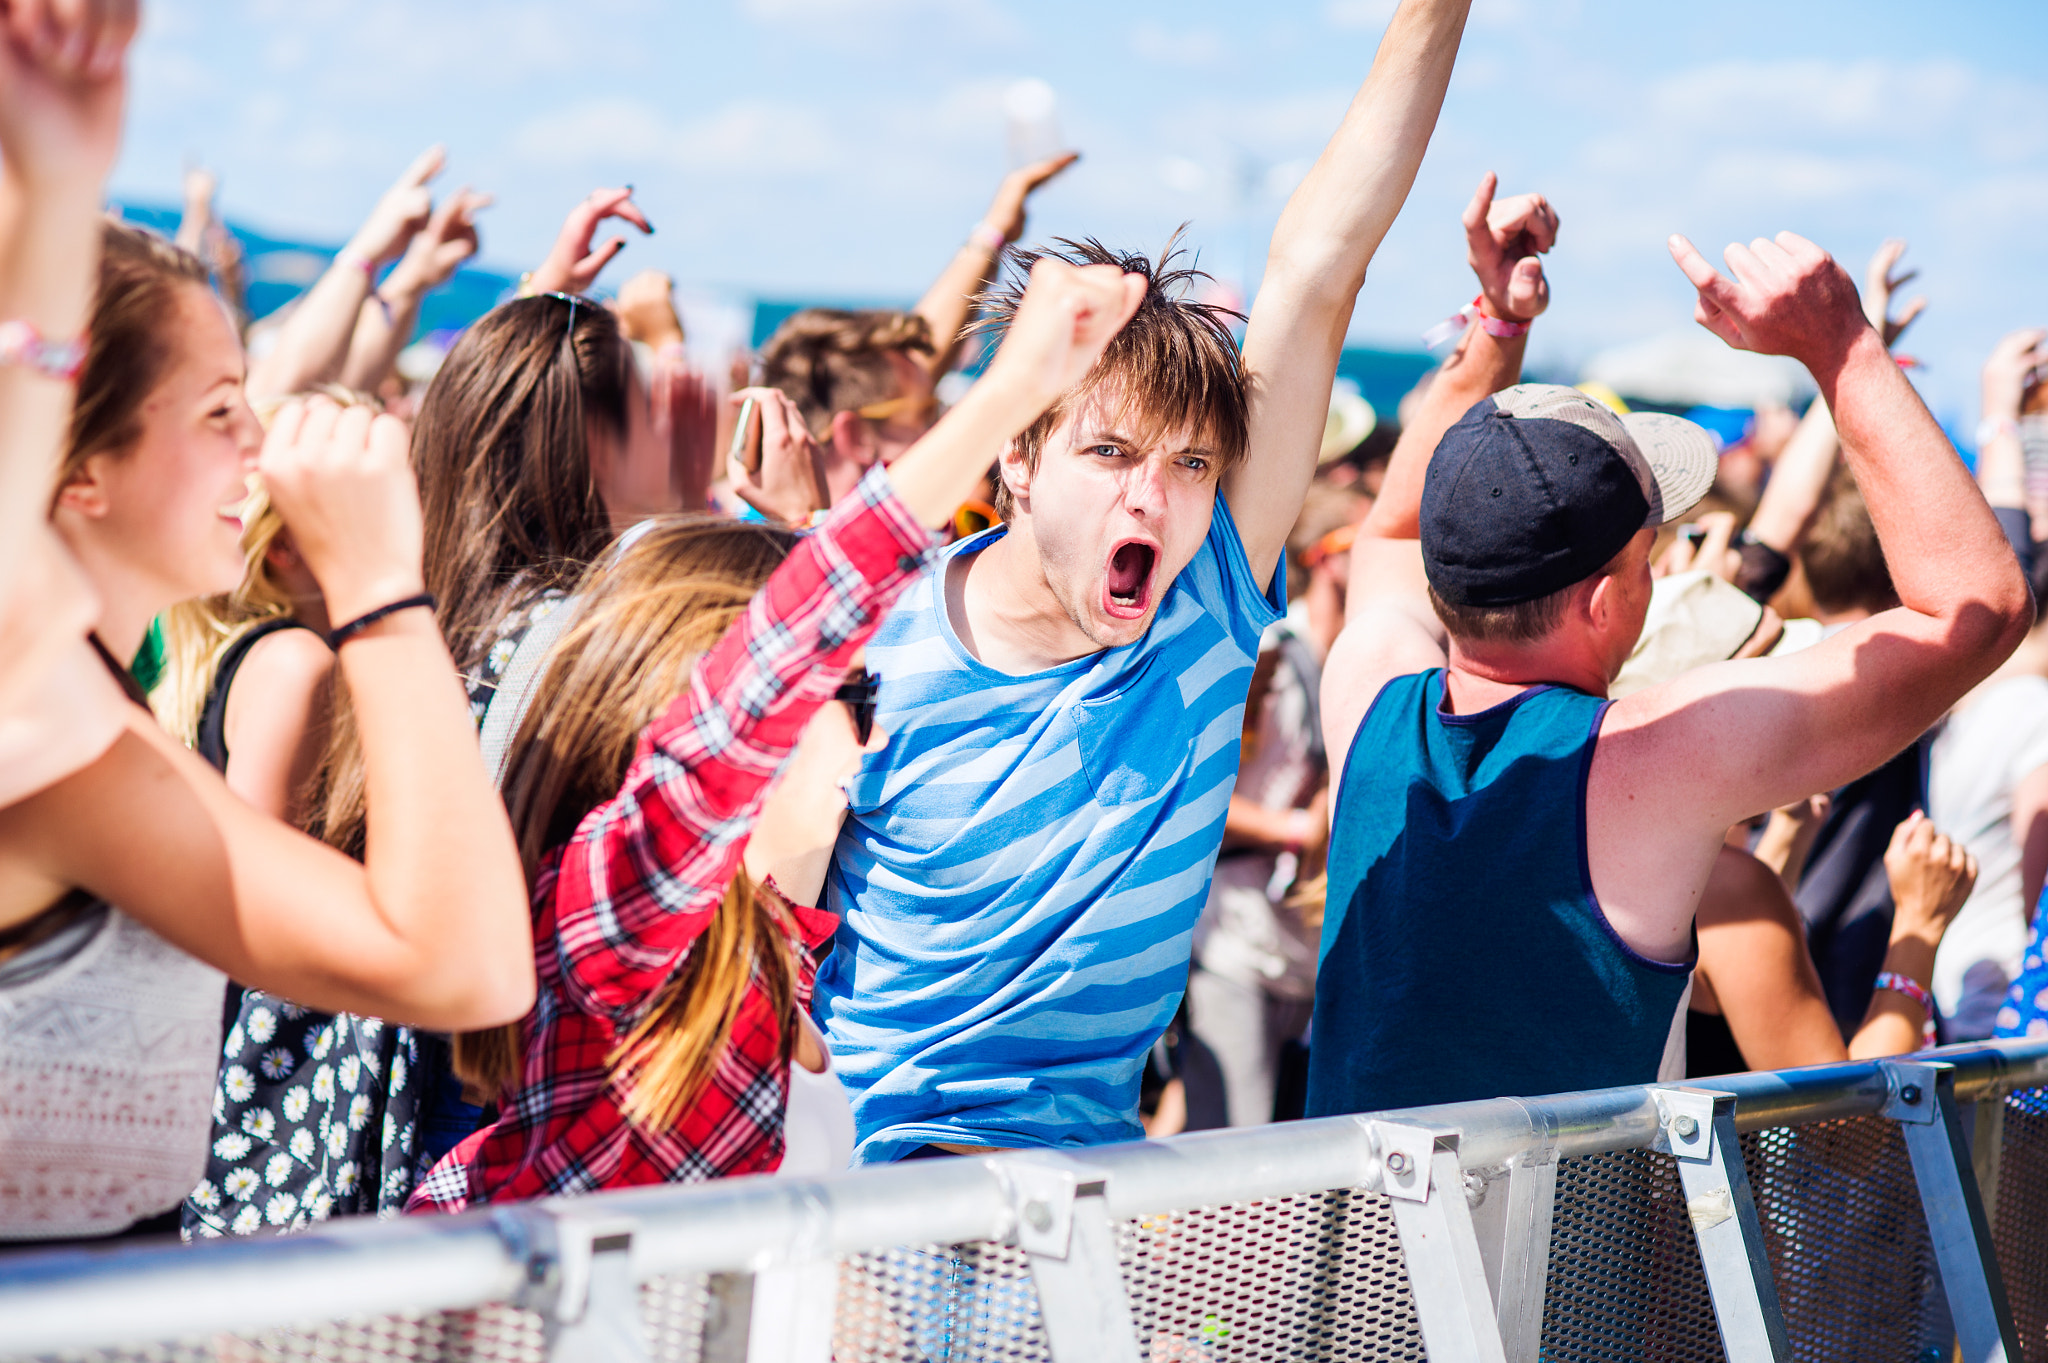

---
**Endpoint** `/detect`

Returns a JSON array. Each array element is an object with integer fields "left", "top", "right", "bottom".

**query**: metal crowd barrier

[{"left": 3, "top": 1037, "right": 2045, "bottom": 1363}]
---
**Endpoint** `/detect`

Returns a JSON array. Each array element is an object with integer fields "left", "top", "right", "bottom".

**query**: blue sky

[{"left": 114, "top": 0, "right": 2048, "bottom": 423}]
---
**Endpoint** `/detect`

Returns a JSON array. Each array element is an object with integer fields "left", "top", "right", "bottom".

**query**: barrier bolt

[{"left": 1673, "top": 1115, "right": 1699, "bottom": 1139}]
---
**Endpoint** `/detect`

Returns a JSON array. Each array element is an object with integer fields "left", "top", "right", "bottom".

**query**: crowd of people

[{"left": 2, "top": 0, "right": 2046, "bottom": 1263}]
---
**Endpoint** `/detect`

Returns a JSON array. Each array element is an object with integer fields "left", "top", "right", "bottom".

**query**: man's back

[
  {"left": 1308, "top": 670, "right": 1691, "bottom": 1116},
  {"left": 816, "top": 502, "right": 1282, "bottom": 1161}
]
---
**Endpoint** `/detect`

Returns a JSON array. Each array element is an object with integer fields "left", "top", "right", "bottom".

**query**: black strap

[
  {"left": 87, "top": 633, "right": 150, "bottom": 707},
  {"left": 196, "top": 618, "right": 322, "bottom": 773},
  {"left": 328, "top": 592, "right": 437, "bottom": 649}
]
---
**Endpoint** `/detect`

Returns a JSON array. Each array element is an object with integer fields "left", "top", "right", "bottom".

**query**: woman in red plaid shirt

[{"left": 409, "top": 258, "right": 1148, "bottom": 1208}]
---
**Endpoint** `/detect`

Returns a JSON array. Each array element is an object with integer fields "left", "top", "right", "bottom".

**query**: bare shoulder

[
  {"left": 1698, "top": 844, "right": 1798, "bottom": 930},
  {"left": 235, "top": 625, "right": 336, "bottom": 701}
]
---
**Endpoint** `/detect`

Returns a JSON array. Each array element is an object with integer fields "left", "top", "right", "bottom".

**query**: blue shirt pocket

[{"left": 1071, "top": 658, "right": 1190, "bottom": 806}]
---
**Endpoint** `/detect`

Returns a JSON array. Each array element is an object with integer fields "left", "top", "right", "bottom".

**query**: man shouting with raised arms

[
  {"left": 1308, "top": 226, "right": 2031, "bottom": 1118},
  {"left": 812, "top": 0, "right": 1475, "bottom": 1161}
]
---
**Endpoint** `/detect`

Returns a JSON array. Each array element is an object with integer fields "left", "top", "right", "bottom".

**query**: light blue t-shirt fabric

[{"left": 814, "top": 493, "right": 1284, "bottom": 1162}]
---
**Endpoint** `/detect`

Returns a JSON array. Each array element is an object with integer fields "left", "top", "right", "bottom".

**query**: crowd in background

[{"left": 1, "top": 0, "right": 2046, "bottom": 1272}]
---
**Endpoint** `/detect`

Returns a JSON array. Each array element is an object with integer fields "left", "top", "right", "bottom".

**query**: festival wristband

[
  {"left": 328, "top": 592, "right": 437, "bottom": 649},
  {"left": 0, "top": 319, "right": 87, "bottom": 382},
  {"left": 1422, "top": 296, "right": 1529, "bottom": 349},
  {"left": 1874, "top": 970, "right": 1938, "bottom": 1049},
  {"left": 967, "top": 221, "right": 1008, "bottom": 254},
  {"left": 1978, "top": 416, "right": 2021, "bottom": 448}
]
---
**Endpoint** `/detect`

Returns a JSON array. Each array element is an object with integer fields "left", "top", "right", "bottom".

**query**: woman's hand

[
  {"left": 341, "top": 146, "right": 443, "bottom": 269},
  {"left": 383, "top": 186, "right": 491, "bottom": 299},
  {"left": 0, "top": 0, "right": 135, "bottom": 191},
  {"left": 258, "top": 397, "right": 425, "bottom": 626},
  {"left": 725, "top": 387, "right": 829, "bottom": 524},
  {"left": 527, "top": 187, "right": 652, "bottom": 297},
  {"left": 1884, "top": 810, "right": 1977, "bottom": 947}
]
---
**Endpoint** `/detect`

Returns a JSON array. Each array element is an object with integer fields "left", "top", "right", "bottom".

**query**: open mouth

[{"left": 1103, "top": 540, "right": 1158, "bottom": 620}]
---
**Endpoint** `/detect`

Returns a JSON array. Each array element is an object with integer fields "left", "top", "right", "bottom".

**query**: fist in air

[
  {"left": 985, "top": 258, "right": 1147, "bottom": 414},
  {"left": 1464, "top": 172, "right": 1557, "bottom": 323},
  {"left": 259, "top": 397, "right": 425, "bottom": 625}
]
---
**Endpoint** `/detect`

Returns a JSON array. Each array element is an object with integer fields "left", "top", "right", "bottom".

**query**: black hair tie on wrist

[{"left": 328, "top": 592, "right": 437, "bottom": 649}]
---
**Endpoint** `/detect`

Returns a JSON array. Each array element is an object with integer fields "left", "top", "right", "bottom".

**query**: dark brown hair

[
  {"left": 312, "top": 294, "right": 635, "bottom": 856},
  {"left": 62, "top": 221, "right": 213, "bottom": 489},
  {"left": 974, "top": 235, "right": 1249, "bottom": 517},
  {"left": 1800, "top": 478, "right": 1895, "bottom": 617},
  {"left": 760, "top": 308, "right": 934, "bottom": 441},
  {"left": 1426, "top": 540, "right": 1634, "bottom": 645},
  {"left": 454, "top": 515, "right": 804, "bottom": 1128}
]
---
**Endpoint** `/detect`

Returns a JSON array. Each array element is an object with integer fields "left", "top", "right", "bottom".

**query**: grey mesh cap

[{"left": 1421, "top": 384, "right": 1719, "bottom": 607}]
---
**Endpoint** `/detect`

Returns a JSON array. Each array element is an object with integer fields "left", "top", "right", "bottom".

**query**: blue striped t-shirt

[{"left": 814, "top": 494, "right": 1283, "bottom": 1162}]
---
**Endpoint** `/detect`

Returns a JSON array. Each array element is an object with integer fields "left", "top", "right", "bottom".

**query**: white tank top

[{"left": 0, "top": 901, "right": 224, "bottom": 1237}]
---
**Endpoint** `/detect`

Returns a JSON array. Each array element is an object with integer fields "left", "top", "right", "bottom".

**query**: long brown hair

[
  {"left": 61, "top": 220, "right": 213, "bottom": 492},
  {"left": 454, "top": 515, "right": 807, "bottom": 1132},
  {"left": 311, "top": 294, "right": 635, "bottom": 855}
]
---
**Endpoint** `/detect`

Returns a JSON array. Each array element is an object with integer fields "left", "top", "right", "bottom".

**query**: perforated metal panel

[
  {"left": 1994, "top": 1086, "right": 2048, "bottom": 1363},
  {"left": 1119, "top": 1190, "right": 1421, "bottom": 1362},
  {"left": 835, "top": 1241, "right": 1048, "bottom": 1362},
  {"left": 1541, "top": 1148, "right": 1723, "bottom": 1363}
]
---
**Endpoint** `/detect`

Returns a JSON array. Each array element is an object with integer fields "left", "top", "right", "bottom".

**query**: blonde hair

[
  {"left": 150, "top": 385, "right": 376, "bottom": 746},
  {"left": 454, "top": 515, "right": 806, "bottom": 1131}
]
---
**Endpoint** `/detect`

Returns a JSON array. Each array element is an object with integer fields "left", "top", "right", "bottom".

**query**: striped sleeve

[{"left": 550, "top": 469, "right": 936, "bottom": 1021}]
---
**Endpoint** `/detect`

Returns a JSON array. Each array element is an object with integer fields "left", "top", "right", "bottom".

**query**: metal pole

[
  {"left": 1881, "top": 1060, "right": 2021, "bottom": 1363},
  {"left": 1654, "top": 1087, "right": 1790, "bottom": 1362},
  {"left": 1375, "top": 1121, "right": 1508, "bottom": 1363}
]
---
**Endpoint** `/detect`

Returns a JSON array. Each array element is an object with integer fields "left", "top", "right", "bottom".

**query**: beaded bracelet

[
  {"left": 328, "top": 592, "right": 437, "bottom": 649},
  {"left": 0, "top": 318, "right": 87, "bottom": 382},
  {"left": 1874, "top": 970, "right": 1938, "bottom": 1048}
]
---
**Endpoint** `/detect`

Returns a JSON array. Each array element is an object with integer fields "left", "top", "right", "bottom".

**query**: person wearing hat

[{"left": 1307, "top": 229, "right": 2031, "bottom": 1116}]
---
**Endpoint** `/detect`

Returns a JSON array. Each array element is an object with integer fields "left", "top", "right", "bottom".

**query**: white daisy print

[
  {"left": 264, "top": 1192, "right": 298, "bottom": 1225},
  {"left": 245, "top": 1007, "right": 276, "bottom": 1044},
  {"left": 289, "top": 1128, "right": 316, "bottom": 1162},
  {"left": 231, "top": 1204, "right": 263, "bottom": 1235},
  {"left": 279, "top": 1001, "right": 307, "bottom": 1020},
  {"left": 223, "top": 1168, "right": 260, "bottom": 1202},
  {"left": 213, "top": 1132, "right": 253, "bottom": 1162},
  {"left": 221, "top": 1025, "right": 243, "bottom": 1057},
  {"left": 222, "top": 1066, "right": 256, "bottom": 1102},
  {"left": 282, "top": 1089, "right": 311, "bottom": 1123},
  {"left": 335, "top": 1161, "right": 358, "bottom": 1194},
  {"left": 359, "top": 1017, "right": 383, "bottom": 1040},
  {"left": 348, "top": 1093, "right": 372, "bottom": 1131},
  {"left": 307, "top": 1190, "right": 334, "bottom": 1221},
  {"left": 264, "top": 1152, "right": 295, "bottom": 1187},
  {"left": 241, "top": 1109, "right": 276, "bottom": 1141},
  {"left": 211, "top": 1090, "right": 227, "bottom": 1123},
  {"left": 310, "top": 1027, "right": 334, "bottom": 1061},
  {"left": 259, "top": 1048, "right": 296, "bottom": 1081},
  {"left": 311, "top": 1065, "right": 335, "bottom": 1102},
  {"left": 189, "top": 1179, "right": 220, "bottom": 1211},
  {"left": 327, "top": 1121, "right": 349, "bottom": 1158},
  {"left": 339, "top": 1056, "right": 361, "bottom": 1092},
  {"left": 194, "top": 1223, "right": 222, "bottom": 1239},
  {"left": 390, "top": 1053, "right": 407, "bottom": 1090}
]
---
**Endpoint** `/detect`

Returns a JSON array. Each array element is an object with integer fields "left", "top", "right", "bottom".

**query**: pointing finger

[{"left": 396, "top": 145, "right": 446, "bottom": 190}]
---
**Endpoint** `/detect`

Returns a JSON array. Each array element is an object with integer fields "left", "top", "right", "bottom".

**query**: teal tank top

[{"left": 1306, "top": 670, "right": 1692, "bottom": 1116}]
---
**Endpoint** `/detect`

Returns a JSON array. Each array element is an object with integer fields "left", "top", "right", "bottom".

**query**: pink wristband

[
  {"left": 0, "top": 318, "right": 87, "bottom": 382},
  {"left": 967, "top": 221, "right": 1008, "bottom": 254},
  {"left": 1873, "top": 970, "right": 1938, "bottom": 1048},
  {"left": 1422, "top": 296, "right": 1530, "bottom": 348}
]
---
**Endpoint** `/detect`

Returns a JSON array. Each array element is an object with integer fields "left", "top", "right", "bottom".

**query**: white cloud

[{"left": 513, "top": 97, "right": 839, "bottom": 174}]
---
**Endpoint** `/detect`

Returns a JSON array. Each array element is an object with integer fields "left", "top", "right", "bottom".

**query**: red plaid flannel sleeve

[{"left": 548, "top": 468, "right": 935, "bottom": 1021}]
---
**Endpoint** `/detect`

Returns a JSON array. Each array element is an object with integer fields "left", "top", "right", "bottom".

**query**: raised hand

[
  {"left": 0, "top": 0, "right": 135, "bottom": 189},
  {"left": 1862, "top": 239, "right": 1925, "bottom": 350},
  {"left": 258, "top": 397, "right": 425, "bottom": 625},
  {"left": 725, "top": 387, "right": 829, "bottom": 525},
  {"left": 527, "top": 187, "right": 653, "bottom": 297},
  {"left": 1883, "top": 810, "right": 1977, "bottom": 944},
  {"left": 982, "top": 259, "right": 1146, "bottom": 414},
  {"left": 615, "top": 270, "right": 686, "bottom": 348},
  {"left": 344, "top": 146, "right": 443, "bottom": 268},
  {"left": 983, "top": 151, "right": 1080, "bottom": 245},
  {"left": 386, "top": 186, "right": 491, "bottom": 295},
  {"left": 1462, "top": 171, "right": 1557, "bottom": 322},
  {"left": 1982, "top": 328, "right": 2048, "bottom": 425},
  {"left": 1668, "top": 231, "right": 1870, "bottom": 371}
]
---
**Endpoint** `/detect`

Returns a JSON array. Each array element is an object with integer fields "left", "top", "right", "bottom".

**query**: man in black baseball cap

[{"left": 1307, "top": 215, "right": 2029, "bottom": 1117}]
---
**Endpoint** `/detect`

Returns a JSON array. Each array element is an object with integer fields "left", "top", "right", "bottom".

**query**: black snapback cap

[{"left": 1420, "top": 384, "right": 1717, "bottom": 608}]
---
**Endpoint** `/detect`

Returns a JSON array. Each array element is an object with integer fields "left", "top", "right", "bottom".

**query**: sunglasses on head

[{"left": 834, "top": 669, "right": 881, "bottom": 745}]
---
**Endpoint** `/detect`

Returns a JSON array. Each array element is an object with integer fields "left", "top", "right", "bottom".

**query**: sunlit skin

[
  {"left": 947, "top": 392, "right": 1223, "bottom": 675},
  {"left": 819, "top": 351, "right": 938, "bottom": 505},
  {"left": 588, "top": 368, "right": 680, "bottom": 532},
  {"left": 51, "top": 283, "right": 263, "bottom": 660}
]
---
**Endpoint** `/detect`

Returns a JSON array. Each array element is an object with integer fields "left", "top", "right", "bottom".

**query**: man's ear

[
  {"left": 51, "top": 456, "right": 112, "bottom": 521},
  {"left": 829, "top": 410, "right": 879, "bottom": 468},
  {"left": 996, "top": 439, "right": 1032, "bottom": 512}
]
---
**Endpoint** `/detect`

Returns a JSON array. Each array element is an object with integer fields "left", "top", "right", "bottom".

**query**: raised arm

[
  {"left": 912, "top": 152, "right": 1078, "bottom": 379},
  {"left": 1320, "top": 173, "right": 1547, "bottom": 785},
  {"left": 246, "top": 146, "right": 441, "bottom": 404},
  {"left": 1743, "top": 240, "right": 1926, "bottom": 586},
  {"left": 552, "top": 259, "right": 1147, "bottom": 1016},
  {"left": 339, "top": 186, "right": 490, "bottom": 393},
  {"left": 1231, "top": 0, "right": 1471, "bottom": 584},
  {"left": 1615, "top": 233, "right": 2032, "bottom": 830}
]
